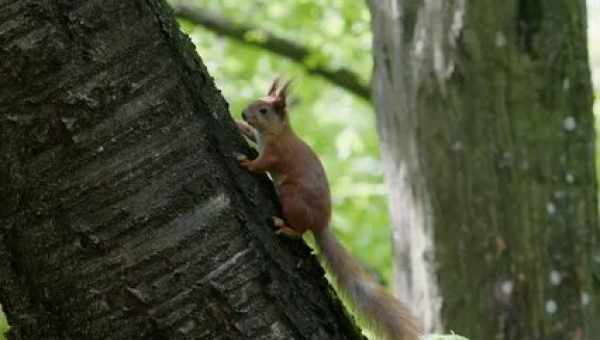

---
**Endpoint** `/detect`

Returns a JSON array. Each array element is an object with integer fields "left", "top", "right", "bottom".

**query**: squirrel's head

[{"left": 242, "top": 77, "right": 292, "bottom": 135}]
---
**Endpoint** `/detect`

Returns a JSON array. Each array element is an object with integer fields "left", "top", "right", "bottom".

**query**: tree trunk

[
  {"left": 369, "top": 1, "right": 599, "bottom": 339},
  {"left": 0, "top": 1, "right": 364, "bottom": 339}
]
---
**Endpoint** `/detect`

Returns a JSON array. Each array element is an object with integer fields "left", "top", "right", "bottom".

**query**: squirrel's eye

[{"left": 259, "top": 108, "right": 268, "bottom": 114}]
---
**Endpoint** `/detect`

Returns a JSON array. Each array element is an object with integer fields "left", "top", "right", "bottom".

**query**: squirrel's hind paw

[{"left": 273, "top": 217, "right": 304, "bottom": 238}]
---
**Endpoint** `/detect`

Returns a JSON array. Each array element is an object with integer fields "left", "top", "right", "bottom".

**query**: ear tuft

[
  {"left": 277, "top": 79, "right": 293, "bottom": 103},
  {"left": 270, "top": 77, "right": 294, "bottom": 116},
  {"left": 268, "top": 77, "right": 281, "bottom": 96}
]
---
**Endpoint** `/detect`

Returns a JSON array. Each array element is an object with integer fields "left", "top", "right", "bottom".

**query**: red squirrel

[{"left": 236, "top": 78, "right": 422, "bottom": 340}]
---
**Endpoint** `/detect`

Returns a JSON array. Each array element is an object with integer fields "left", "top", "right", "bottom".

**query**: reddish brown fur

[
  {"left": 238, "top": 79, "right": 329, "bottom": 234},
  {"left": 237, "top": 78, "right": 422, "bottom": 340}
]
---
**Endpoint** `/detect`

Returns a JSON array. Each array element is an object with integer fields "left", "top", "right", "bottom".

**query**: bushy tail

[{"left": 313, "top": 228, "right": 422, "bottom": 340}]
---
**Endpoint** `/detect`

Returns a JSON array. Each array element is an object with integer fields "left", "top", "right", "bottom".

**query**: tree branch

[{"left": 171, "top": 2, "right": 372, "bottom": 102}]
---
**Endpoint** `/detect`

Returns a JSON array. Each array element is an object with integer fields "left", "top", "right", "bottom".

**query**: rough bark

[
  {"left": 0, "top": 1, "right": 365, "bottom": 339},
  {"left": 369, "top": 1, "right": 599, "bottom": 339}
]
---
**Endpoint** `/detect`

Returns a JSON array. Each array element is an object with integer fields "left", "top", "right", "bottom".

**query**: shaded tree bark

[
  {"left": 0, "top": 1, "right": 364, "bottom": 339},
  {"left": 369, "top": 0, "right": 599, "bottom": 339}
]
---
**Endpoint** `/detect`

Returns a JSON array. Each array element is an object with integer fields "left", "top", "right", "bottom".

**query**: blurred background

[
  {"left": 590, "top": 0, "right": 600, "bottom": 175},
  {"left": 173, "top": 0, "right": 600, "bottom": 288},
  {"left": 175, "top": 0, "right": 392, "bottom": 281},
  {"left": 177, "top": 2, "right": 600, "bottom": 337},
  {"left": 1, "top": 0, "right": 599, "bottom": 339},
  {"left": 179, "top": 2, "right": 600, "bottom": 337}
]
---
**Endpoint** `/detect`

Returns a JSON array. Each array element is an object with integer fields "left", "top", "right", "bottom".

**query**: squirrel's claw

[
  {"left": 272, "top": 216, "right": 285, "bottom": 226},
  {"left": 273, "top": 217, "right": 303, "bottom": 238},
  {"left": 234, "top": 152, "right": 248, "bottom": 161},
  {"left": 236, "top": 121, "right": 257, "bottom": 142}
]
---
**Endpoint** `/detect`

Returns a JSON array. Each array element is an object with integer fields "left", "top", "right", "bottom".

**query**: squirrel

[{"left": 235, "top": 78, "right": 423, "bottom": 340}]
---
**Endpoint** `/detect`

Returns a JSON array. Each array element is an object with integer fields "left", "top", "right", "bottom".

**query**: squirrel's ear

[
  {"left": 277, "top": 79, "right": 293, "bottom": 103},
  {"left": 273, "top": 79, "right": 293, "bottom": 114},
  {"left": 268, "top": 77, "right": 281, "bottom": 96}
]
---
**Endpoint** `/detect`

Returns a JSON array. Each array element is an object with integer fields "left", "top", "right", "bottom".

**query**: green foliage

[
  {"left": 178, "top": 0, "right": 396, "bottom": 281},
  {"left": 178, "top": 1, "right": 475, "bottom": 339},
  {"left": 0, "top": 306, "right": 8, "bottom": 340},
  {"left": 178, "top": 2, "right": 414, "bottom": 337},
  {"left": 2, "top": 0, "right": 593, "bottom": 338}
]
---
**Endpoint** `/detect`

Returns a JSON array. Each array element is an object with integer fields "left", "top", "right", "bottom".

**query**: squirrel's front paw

[
  {"left": 234, "top": 152, "right": 248, "bottom": 162},
  {"left": 234, "top": 153, "right": 252, "bottom": 170},
  {"left": 236, "top": 121, "right": 256, "bottom": 140},
  {"left": 236, "top": 120, "right": 252, "bottom": 131}
]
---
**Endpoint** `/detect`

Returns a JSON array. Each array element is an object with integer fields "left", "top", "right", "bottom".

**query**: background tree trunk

[
  {"left": 0, "top": 1, "right": 364, "bottom": 339},
  {"left": 369, "top": 1, "right": 599, "bottom": 339}
]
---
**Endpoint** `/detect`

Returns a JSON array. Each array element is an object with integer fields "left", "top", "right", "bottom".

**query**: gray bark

[
  {"left": 0, "top": 1, "right": 364, "bottom": 339},
  {"left": 369, "top": 0, "right": 599, "bottom": 339}
]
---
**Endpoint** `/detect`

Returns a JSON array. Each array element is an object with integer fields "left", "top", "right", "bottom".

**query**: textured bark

[
  {"left": 0, "top": 1, "right": 365, "bottom": 339},
  {"left": 369, "top": 0, "right": 599, "bottom": 339}
]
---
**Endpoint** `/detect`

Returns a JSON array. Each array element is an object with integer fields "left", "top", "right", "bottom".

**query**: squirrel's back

[{"left": 272, "top": 132, "right": 331, "bottom": 232}]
